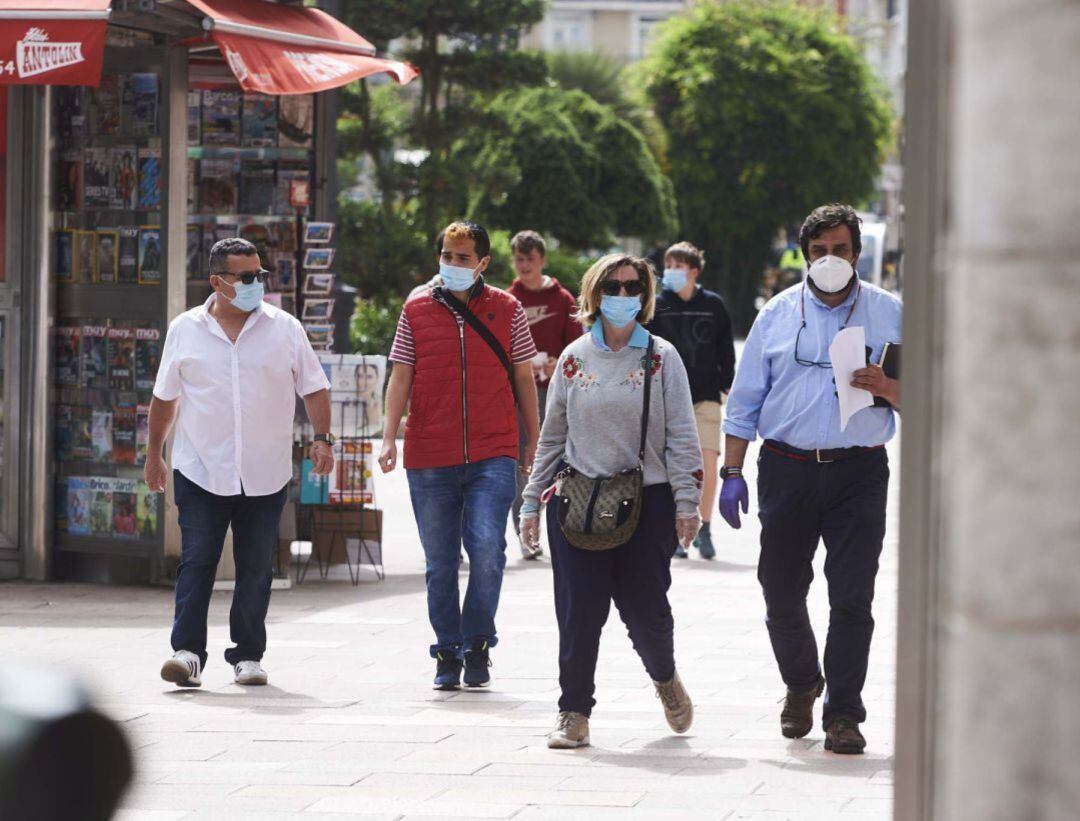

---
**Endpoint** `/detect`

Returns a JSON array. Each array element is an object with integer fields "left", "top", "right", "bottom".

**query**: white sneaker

[
  {"left": 234, "top": 660, "right": 269, "bottom": 686},
  {"left": 160, "top": 650, "right": 202, "bottom": 688}
]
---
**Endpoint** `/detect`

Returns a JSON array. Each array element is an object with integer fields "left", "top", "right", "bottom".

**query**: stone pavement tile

[
  {"left": 119, "top": 783, "right": 240, "bottom": 810},
  {"left": 207, "top": 740, "right": 339, "bottom": 763},
  {"left": 156, "top": 769, "right": 365, "bottom": 787},
  {"left": 114, "top": 811, "right": 189, "bottom": 821},
  {"left": 439, "top": 786, "right": 645, "bottom": 808},
  {"left": 308, "top": 795, "right": 522, "bottom": 818},
  {"left": 181, "top": 813, "right": 396, "bottom": 821},
  {"left": 358, "top": 771, "right": 567, "bottom": 792},
  {"left": 841, "top": 796, "right": 893, "bottom": 814},
  {"left": 511, "top": 808, "right": 716, "bottom": 821}
]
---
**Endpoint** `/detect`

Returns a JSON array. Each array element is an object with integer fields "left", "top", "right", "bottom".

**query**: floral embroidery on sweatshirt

[
  {"left": 562, "top": 354, "right": 599, "bottom": 392},
  {"left": 619, "top": 352, "right": 664, "bottom": 390}
]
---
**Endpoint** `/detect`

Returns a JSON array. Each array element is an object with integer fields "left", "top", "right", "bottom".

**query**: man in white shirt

[{"left": 146, "top": 238, "right": 333, "bottom": 688}]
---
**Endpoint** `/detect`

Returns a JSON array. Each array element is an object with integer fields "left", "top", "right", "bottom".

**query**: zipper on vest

[{"left": 459, "top": 322, "right": 469, "bottom": 464}]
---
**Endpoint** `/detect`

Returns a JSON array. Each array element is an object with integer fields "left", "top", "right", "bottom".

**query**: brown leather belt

[{"left": 763, "top": 439, "right": 885, "bottom": 464}]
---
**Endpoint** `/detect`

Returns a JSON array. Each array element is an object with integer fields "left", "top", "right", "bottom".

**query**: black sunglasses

[
  {"left": 600, "top": 279, "right": 645, "bottom": 297},
  {"left": 215, "top": 269, "right": 270, "bottom": 285}
]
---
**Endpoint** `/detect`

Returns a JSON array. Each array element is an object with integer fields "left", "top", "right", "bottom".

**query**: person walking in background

[
  {"left": 379, "top": 221, "right": 541, "bottom": 691},
  {"left": 647, "top": 241, "right": 735, "bottom": 560},
  {"left": 720, "top": 204, "right": 902, "bottom": 755},
  {"left": 148, "top": 238, "right": 334, "bottom": 689},
  {"left": 506, "top": 230, "right": 583, "bottom": 560},
  {"left": 520, "top": 254, "right": 702, "bottom": 749}
]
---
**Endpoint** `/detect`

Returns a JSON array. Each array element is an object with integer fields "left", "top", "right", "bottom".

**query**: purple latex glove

[{"left": 718, "top": 476, "right": 750, "bottom": 529}]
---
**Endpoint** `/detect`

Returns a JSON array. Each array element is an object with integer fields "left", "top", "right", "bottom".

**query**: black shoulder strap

[
  {"left": 437, "top": 287, "right": 519, "bottom": 406},
  {"left": 638, "top": 336, "right": 655, "bottom": 463}
]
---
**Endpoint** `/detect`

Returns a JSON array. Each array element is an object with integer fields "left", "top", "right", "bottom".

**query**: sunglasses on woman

[
  {"left": 600, "top": 279, "right": 645, "bottom": 297},
  {"left": 215, "top": 269, "right": 270, "bottom": 285}
]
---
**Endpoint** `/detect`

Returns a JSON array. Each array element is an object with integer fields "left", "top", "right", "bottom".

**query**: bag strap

[
  {"left": 436, "top": 286, "right": 519, "bottom": 406},
  {"left": 638, "top": 336, "right": 655, "bottom": 463}
]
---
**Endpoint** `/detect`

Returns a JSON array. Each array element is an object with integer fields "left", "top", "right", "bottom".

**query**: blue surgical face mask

[
  {"left": 439, "top": 261, "right": 477, "bottom": 292},
  {"left": 662, "top": 268, "right": 688, "bottom": 292},
  {"left": 599, "top": 295, "right": 642, "bottom": 328},
  {"left": 222, "top": 278, "right": 265, "bottom": 312}
]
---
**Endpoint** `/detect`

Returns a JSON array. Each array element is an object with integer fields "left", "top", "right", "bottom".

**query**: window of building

[
  {"left": 633, "top": 15, "right": 669, "bottom": 60},
  {"left": 546, "top": 12, "right": 592, "bottom": 52}
]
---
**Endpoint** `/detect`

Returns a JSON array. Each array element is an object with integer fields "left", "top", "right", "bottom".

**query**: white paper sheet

[{"left": 829, "top": 326, "right": 874, "bottom": 431}]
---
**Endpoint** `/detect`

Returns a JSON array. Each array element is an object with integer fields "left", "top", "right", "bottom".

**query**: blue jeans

[
  {"left": 171, "top": 470, "right": 288, "bottom": 668},
  {"left": 407, "top": 457, "right": 517, "bottom": 658}
]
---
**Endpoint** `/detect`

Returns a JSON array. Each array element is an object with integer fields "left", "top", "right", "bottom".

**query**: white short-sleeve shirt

[{"left": 153, "top": 294, "right": 330, "bottom": 496}]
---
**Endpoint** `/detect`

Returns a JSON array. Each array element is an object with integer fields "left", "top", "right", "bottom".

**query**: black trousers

[
  {"left": 548, "top": 483, "right": 679, "bottom": 717},
  {"left": 756, "top": 446, "right": 889, "bottom": 728}
]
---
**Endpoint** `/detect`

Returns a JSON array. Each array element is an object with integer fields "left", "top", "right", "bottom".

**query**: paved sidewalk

[{"left": 1, "top": 438, "right": 898, "bottom": 821}]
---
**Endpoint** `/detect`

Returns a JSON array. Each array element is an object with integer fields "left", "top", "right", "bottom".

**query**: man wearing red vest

[{"left": 379, "top": 221, "right": 541, "bottom": 690}]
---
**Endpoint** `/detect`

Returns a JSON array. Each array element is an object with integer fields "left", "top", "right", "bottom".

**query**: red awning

[
  {"left": 0, "top": 1, "right": 109, "bottom": 86},
  {"left": 185, "top": 0, "right": 418, "bottom": 94}
]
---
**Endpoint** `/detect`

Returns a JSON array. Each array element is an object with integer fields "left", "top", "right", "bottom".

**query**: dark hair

[
  {"left": 209, "top": 237, "right": 258, "bottom": 275},
  {"left": 442, "top": 220, "right": 491, "bottom": 259},
  {"left": 664, "top": 241, "right": 705, "bottom": 272},
  {"left": 510, "top": 230, "right": 546, "bottom": 257},
  {"left": 799, "top": 204, "right": 862, "bottom": 260}
]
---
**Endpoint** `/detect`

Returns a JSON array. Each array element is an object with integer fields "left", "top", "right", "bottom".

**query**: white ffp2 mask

[{"left": 807, "top": 255, "right": 855, "bottom": 293}]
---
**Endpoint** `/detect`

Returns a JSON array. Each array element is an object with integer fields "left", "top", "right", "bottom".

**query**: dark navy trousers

[
  {"left": 548, "top": 482, "right": 679, "bottom": 717},
  {"left": 756, "top": 446, "right": 889, "bottom": 728}
]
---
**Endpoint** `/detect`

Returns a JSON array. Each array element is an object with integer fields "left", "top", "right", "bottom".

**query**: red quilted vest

[{"left": 403, "top": 283, "right": 520, "bottom": 470}]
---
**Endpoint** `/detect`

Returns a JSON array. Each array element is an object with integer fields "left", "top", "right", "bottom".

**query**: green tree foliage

[
  {"left": 349, "top": 294, "right": 405, "bottom": 357},
  {"left": 461, "top": 87, "right": 677, "bottom": 249},
  {"left": 637, "top": 0, "right": 893, "bottom": 328}
]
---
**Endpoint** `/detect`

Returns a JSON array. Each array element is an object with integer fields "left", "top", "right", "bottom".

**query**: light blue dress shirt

[
  {"left": 723, "top": 280, "right": 902, "bottom": 450},
  {"left": 589, "top": 320, "right": 650, "bottom": 351}
]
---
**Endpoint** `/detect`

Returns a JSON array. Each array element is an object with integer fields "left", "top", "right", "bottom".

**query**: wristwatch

[
  {"left": 719, "top": 466, "right": 743, "bottom": 479},
  {"left": 313, "top": 433, "right": 335, "bottom": 446}
]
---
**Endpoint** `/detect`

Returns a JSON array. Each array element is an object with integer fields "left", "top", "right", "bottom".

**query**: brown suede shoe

[
  {"left": 780, "top": 675, "right": 825, "bottom": 739},
  {"left": 824, "top": 717, "right": 866, "bottom": 754}
]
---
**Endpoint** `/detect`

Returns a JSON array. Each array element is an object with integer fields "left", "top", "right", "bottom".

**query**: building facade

[{"left": 520, "top": 1, "right": 689, "bottom": 63}]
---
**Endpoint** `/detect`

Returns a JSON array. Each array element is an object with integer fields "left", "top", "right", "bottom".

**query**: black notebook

[{"left": 872, "top": 342, "right": 900, "bottom": 408}]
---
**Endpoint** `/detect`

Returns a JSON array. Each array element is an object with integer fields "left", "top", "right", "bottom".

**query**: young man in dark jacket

[{"left": 647, "top": 241, "right": 736, "bottom": 559}]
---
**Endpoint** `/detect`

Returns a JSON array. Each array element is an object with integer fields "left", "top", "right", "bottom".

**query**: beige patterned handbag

[{"left": 555, "top": 337, "right": 654, "bottom": 550}]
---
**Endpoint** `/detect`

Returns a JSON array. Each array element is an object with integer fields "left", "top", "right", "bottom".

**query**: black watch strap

[
  {"left": 720, "top": 466, "right": 743, "bottom": 479},
  {"left": 314, "top": 433, "right": 333, "bottom": 445}
]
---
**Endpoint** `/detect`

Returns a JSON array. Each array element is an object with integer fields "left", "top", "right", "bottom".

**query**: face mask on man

[
  {"left": 439, "top": 261, "right": 478, "bottom": 292},
  {"left": 662, "top": 268, "right": 688, "bottom": 292},
  {"left": 220, "top": 278, "right": 265, "bottom": 312},
  {"left": 600, "top": 295, "right": 642, "bottom": 328},
  {"left": 807, "top": 255, "right": 855, "bottom": 293}
]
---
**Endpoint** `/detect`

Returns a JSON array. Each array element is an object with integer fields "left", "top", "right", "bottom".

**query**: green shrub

[{"left": 349, "top": 295, "right": 404, "bottom": 356}]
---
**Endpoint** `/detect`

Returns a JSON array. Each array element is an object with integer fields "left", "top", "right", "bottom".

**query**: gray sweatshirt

[{"left": 522, "top": 332, "right": 703, "bottom": 517}]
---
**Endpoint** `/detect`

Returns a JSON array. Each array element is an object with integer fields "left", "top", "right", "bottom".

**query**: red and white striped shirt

[{"left": 390, "top": 303, "right": 538, "bottom": 366}]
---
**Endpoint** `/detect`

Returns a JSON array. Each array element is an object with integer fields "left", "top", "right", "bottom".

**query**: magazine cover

[
  {"left": 304, "top": 222, "right": 335, "bottom": 244},
  {"left": 187, "top": 90, "right": 201, "bottom": 144},
  {"left": 55, "top": 405, "right": 74, "bottom": 463},
  {"left": 302, "top": 298, "right": 334, "bottom": 321},
  {"left": 201, "top": 90, "right": 241, "bottom": 145},
  {"left": 107, "top": 325, "right": 136, "bottom": 390},
  {"left": 241, "top": 94, "right": 278, "bottom": 147},
  {"left": 302, "top": 273, "right": 335, "bottom": 296},
  {"left": 72, "top": 406, "right": 93, "bottom": 461},
  {"left": 66, "top": 477, "right": 92, "bottom": 536},
  {"left": 198, "top": 158, "right": 239, "bottom": 213},
  {"left": 91, "top": 409, "right": 113, "bottom": 462},
  {"left": 138, "top": 227, "right": 163, "bottom": 284},
  {"left": 273, "top": 256, "right": 296, "bottom": 292},
  {"left": 111, "top": 478, "right": 138, "bottom": 538},
  {"left": 300, "top": 459, "right": 330, "bottom": 504},
  {"left": 238, "top": 222, "right": 270, "bottom": 259},
  {"left": 187, "top": 156, "right": 198, "bottom": 212},
  {"left": 275, "top": 166, "right": 309, "bottom": 216},
  {"left": 137, "top": 147, "right": 162, "bottom": 210},
  {"left": 96, "top": 231, "right": 119, "bottom": 284},
  {"left": 89, "top": 477, "right": 113, "bottom": 536},
  {"left": 80, "top": 324, "right": 109, "bottom": 389},
  {"left": 186, "top": 225, "right": 202, "bottom": 279},
  {"left": 117, "top": 227, "right": 139, "bottom": 284},
  {"left": 113, "top": 405, "right": 137, "bottom": 466},
  {"left": 110, "top": 147, "right": 138, "bottom": 210},
  {"left": 302, "top": 247, "right": 334, "bottom": 270},
  {"left": 56, "top": 149, "right": 82, "bottom": 212},
  {"left": 55, "top": 231, "right": 74, "bottom": 283},
  {"left": 239, "top": 162, "right": 275, "bottom": 214},
  {"left": 278, "top": 94, "right": 314, "bottom": 149},
  {"left": 270, "top": 220, "right": 297, "bottom": 252},
  {"left": 73, "top": 230, "right": 96, "bottom": 282},
  {"left": 55, "top": 477, "right": 69, "bottom": 532},
  {"left": 281, "top": 294, "right": 296, "bottom": 316},
  {"left": 130, "top": 73, "right": 159, "bottom": 136},
  {"left": 136, "top": 404, "right": 149, "bottom": 465},
  {"left": 137, "top": 482, "right": 159, "bottom": 539},
  {"left": 54, "top": 87, "right": 85, "bottom": 139},
  {"left": 93, "top": 75, "right": 122, "bottom": 136},
  {"left": 55, "top": 323, "right": 81, "bottom": 385},
  {"left": 83, "top": 147, "right": 112, "bottom": 209},
  {"left": 135, "top": 326, "right": 161, "bottom": 390}
]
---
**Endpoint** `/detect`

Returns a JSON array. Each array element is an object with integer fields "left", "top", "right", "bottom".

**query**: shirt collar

[
  {"left": 200, "top": 292, "right": 266, "bottom": 334},
  {"left": 589, "top": 321, "right": 649, "bottom": 352}
]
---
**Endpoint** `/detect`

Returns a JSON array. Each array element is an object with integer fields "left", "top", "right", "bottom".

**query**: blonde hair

[{"left": 577, "top": 253, "right": 657, "bottom": 328}]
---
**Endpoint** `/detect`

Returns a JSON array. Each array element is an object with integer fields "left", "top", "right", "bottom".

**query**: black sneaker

[
  {"left": 463, "top": 642, "right": 491, "bottom": 688},
  {"left": 433, "top": 651, "right": 462, "bottom": 691}
]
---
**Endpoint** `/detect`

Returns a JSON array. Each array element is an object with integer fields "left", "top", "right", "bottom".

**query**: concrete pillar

[{"left": 897, "top": 1, "right": 1080, "bottom": 819}]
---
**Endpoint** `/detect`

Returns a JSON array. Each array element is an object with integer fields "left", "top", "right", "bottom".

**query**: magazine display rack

[{"left": 295, "top": 355, "right": 387, "bottom": 585}]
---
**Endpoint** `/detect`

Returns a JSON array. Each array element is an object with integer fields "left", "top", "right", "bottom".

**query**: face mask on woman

[{"left": 600, "top": 295, "right": 642, "bottom": 328}]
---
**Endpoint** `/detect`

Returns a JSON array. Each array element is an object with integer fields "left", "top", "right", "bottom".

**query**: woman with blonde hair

[{"left": 520, "top": 253, "right": 703, "bottom": 749}]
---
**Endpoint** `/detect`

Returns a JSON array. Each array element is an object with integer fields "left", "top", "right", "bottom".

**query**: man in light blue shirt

[{"left": 719, "top": 204, "right": 901, "bottom": 755}]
